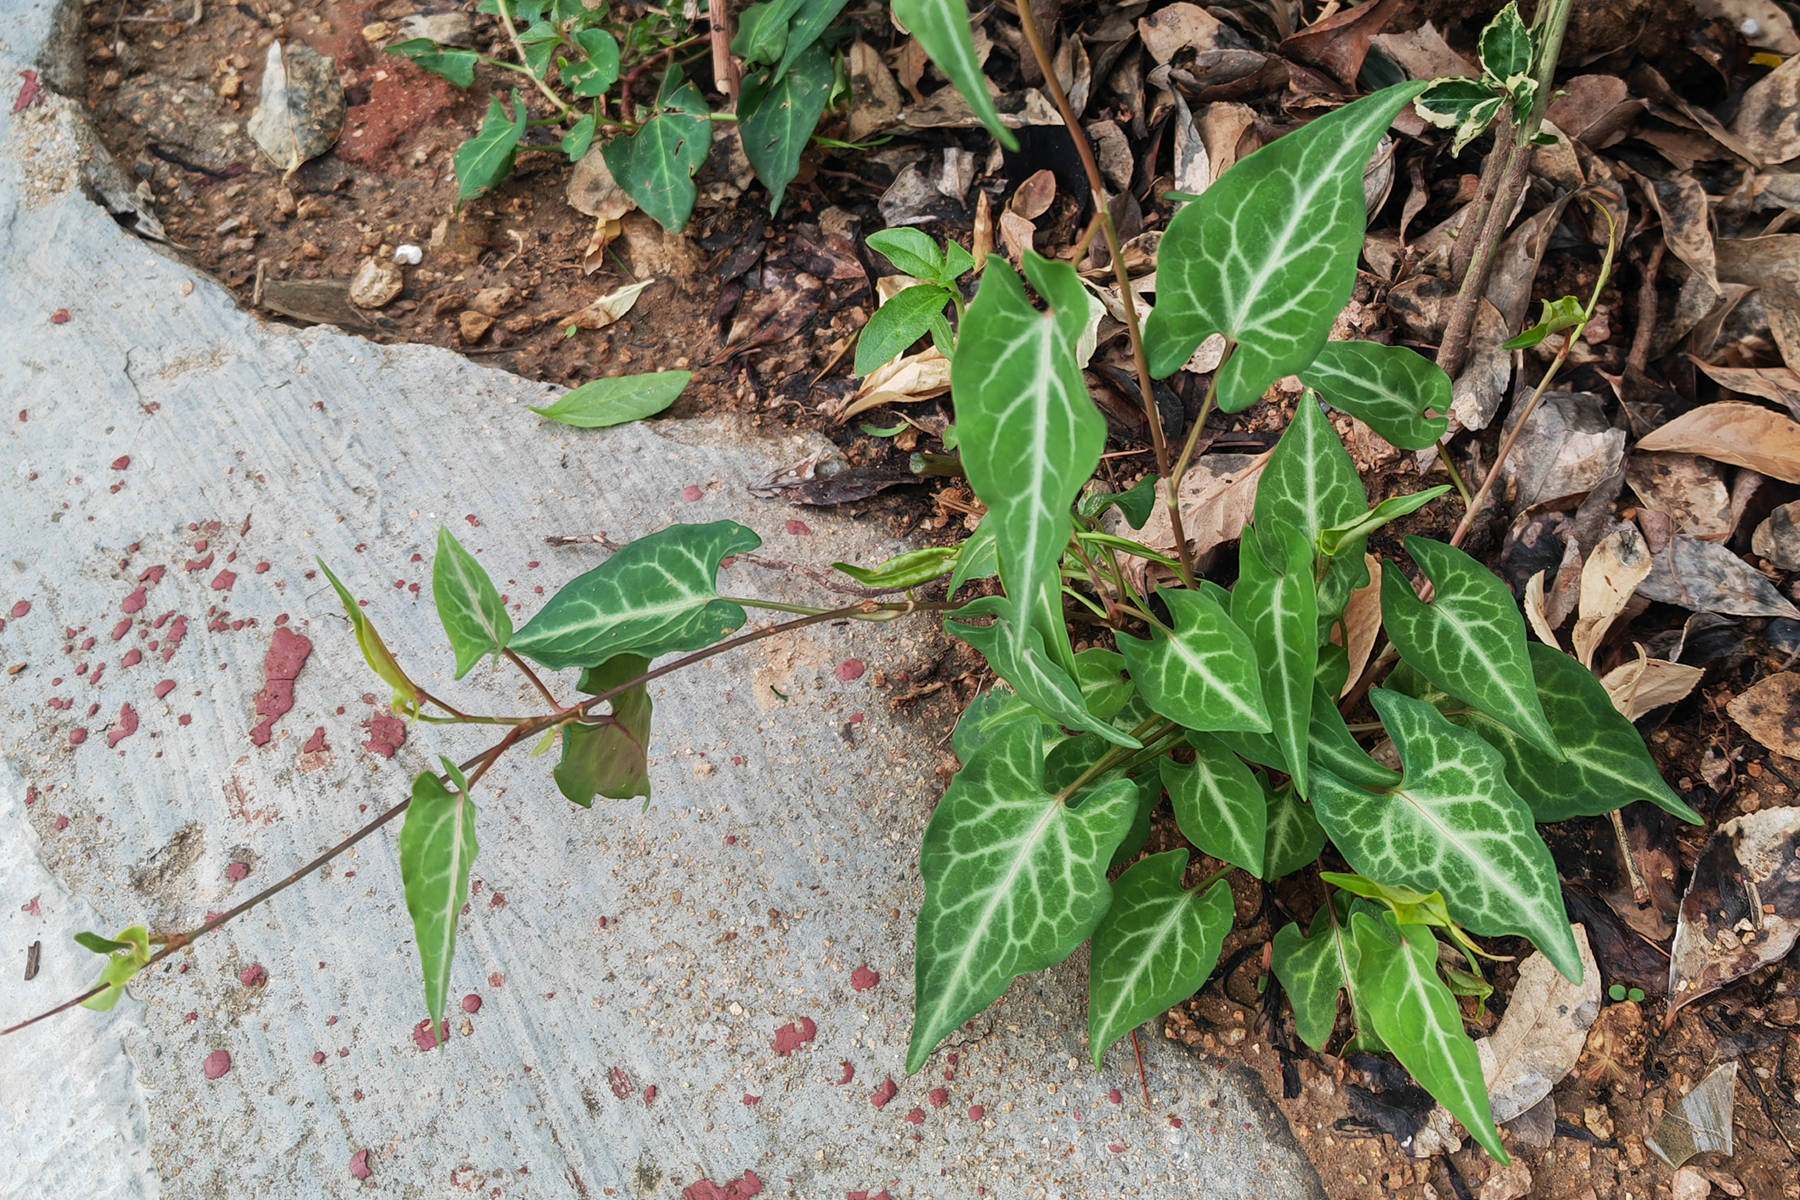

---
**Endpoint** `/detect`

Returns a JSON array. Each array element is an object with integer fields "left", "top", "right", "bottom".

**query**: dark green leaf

[
  {"left": 556, "top": 654, "right": 654, "bottom": 805},
  {"left": 950, "top": 688, "right": 1038, "bottom": 763},
  {"left": 1502, "top": 294, "right": 1586, "bottom": 350},
  {"left": 1415, "top": 78, "right": 1504, "bottom": 155},
  {"left": 1079, "top": 474, "right": 1159, "bottom": 526},
  {"left": 1073, "top": 647, "right": 1133, "bottom": 721},
  {"left": 561, "top": 110, "right": 598, "bottom": 161},
  {"left": 732, "top": 0, "right": 804, "bottom": 64},
  {"left": 946, "top": 596, "right": 1140, "bottom": 747},
  {"left": 386, "top": 38, "right": 477, "bottom": 88},
  {"left": 772, "top": 0, "right": 851, "bottom": 80},
  {"left": 1164, "top": 734, "right": 1267, "bottom": 875},
  {"left": 530, "top": 370, "right": 692, "bottom": 428},
  {"left": 946, "top": 519, "right": 998, "bottom": 598},
  {"left": 399, "top": 765, "right": 479, "bottom": 1032},
  {"left": 1234, "top": 523, "right": 1319, "bottom": 797},
  {"left": 856, "top": 283, "right": 955, "bottom": 374},
  {"left": 517, "top": 20, "right": 560, "bottom": 77},
  {"left": 1116, "top": 588, "right": 1271, "bottom": 734},
  {"left": 510, "top": 521, "right": 760, "bottom": 670},
  {"left": 740, "top": 42, "right": 835, "bottom": 214},
  {"left": 1143, "top": 83, "right": 1426, "bottom": 405},
  {"left": 454, "top": 91, "right": 527, "bottom": 205},
  {"left": 432, "top": 527, "right": 512, "bottom": 678},
  {"left": 1478, "top": 1, "right": 1533, "bottom": 85},
  {"left": 1087, "top": 851, "right": 1234, "bottom": 1067},
  {"left": 1264, "top": 781, "right": 1327, "bottom": 879},
  {"left": 1382, "top": 536, "right": 1560, "bottom": 756},
  {"left": 1272, "top": 907, "right": 1354, "bottom": 1052},
  {"left": 562, "top": 28, "right": 621, "bottom": 97},
  {"left": 1216, "top": 680, "right": 1400, "bottom": 791},
  {"left": 1110, "top": 770, "right": 1163, "bottom": 870},
  {"left": 909, "top": 719, "right": 1137, "bottom": 1072},
  {"left": 603, "top": 70, "right": 711, "bottom": 232},
  {"left": 891, "top": 0, "right": 1018, "bottom": 151},
  {"left": 867, "top": 227, "right": 945, "bottom": 280},
  {"left": 1301, "top": 341, "right": 1452, "bottom": 450}
]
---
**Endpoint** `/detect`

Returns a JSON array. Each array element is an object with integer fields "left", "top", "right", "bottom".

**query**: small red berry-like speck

[
  {"left": 203, "top": 1050, "right": 231, "bottom": 1079},
  {"left": 904, "top": 1107, "right": 925, "bottom": 1125},
  {"left": 682, "top": 485, "right": 704, "bottom": 502},
  {"left": 870, "top": 1078, "right": 898, "bottom": 1108},
  {"left": 968, "top": 1104, "right": 985, "bottom": 1121},
  {"left": 462, "top": 993, "right": 482, "bottom": 1013},
  {"left": 349, "top": 1149, "right": 372, "bottom": 1180},
  {"left": 850, "top": 965, "right": 880, "bottom": 991},
  {"left": 836, "top": 658, "right": 866, "bottom": 682}
]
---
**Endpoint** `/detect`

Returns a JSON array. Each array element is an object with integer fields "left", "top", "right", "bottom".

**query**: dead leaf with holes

[
  {"left": 246, "top": 41, "right": 346, "bottom": 174},
  {"left": 1666, "top": 806, "right": 1800, "bottom": 1023},
  {"left": 1635, "top": 402, "right": 1800, "bottom": 484},
  {"left": 1601, "top": 649, "right": 1704, "bottom": 720},
  {"left": 1574, "top": 525, "right": 1652, "bottom": 667}
]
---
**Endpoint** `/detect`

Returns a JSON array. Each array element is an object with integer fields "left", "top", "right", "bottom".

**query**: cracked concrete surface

[{"left": 0, "top": 3, "right": 1325, "bottom": 1196}]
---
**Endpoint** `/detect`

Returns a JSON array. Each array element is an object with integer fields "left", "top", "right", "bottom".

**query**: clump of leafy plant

[
  {"left": 15, "top": 0, "right": 1674, "bottom": 1170},
  {"left": 392, "top": 0, "right": 849, "bottom": 228}
]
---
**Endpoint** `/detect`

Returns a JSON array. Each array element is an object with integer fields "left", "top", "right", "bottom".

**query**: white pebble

[{"left": 393, "top": 244, "right": 423, "bottom": 265}]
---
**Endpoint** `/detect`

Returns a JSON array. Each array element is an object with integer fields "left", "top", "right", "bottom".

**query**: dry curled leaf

[
  {"left": 1625, "top": 453, "right": 1731, "bottom": 539},
  {"left": 1106, "top": 452, "right": 1269, "bottom": 590},
  {"left": 1475, "top": 929, "right": 1601, "bottom": 1124},
  {"left": 1336, "top": 555, "right": 1383, "bottom": 697},
  {"left": 246, "top": 41, "right": 345, "bottom": 174},
  {"left": 1600, "top": 649, "right": 1704, "bottom": 720},
  {"left": 561, "top": 279, "right": 652, "bottom": 330},
  {"left": 1689, "top": 360, "right": 1800, "bottom": 420},
  {"left": 1636, "top": 533, "right": 1800, "bottom": 618},
  {"left": 1574, "top": 525, "right": 1651, "bottom": 668},
  {"left": 1667, "top": 806, "right": 1800, "bottom": 1023},
  {"left": 1635, "top": 402, "right": 1800, "bottom": 483}
]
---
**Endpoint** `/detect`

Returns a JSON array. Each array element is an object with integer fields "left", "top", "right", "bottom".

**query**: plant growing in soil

[{"left": 15, "top": 0, "right": 1680, "bottom": 1168}]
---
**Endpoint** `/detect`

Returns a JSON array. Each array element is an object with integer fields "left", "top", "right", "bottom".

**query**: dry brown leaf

[
  {"left": 1476, "top": 929, "right": 1601, "bottom": 1123},
  {"left": 1137, "top": 2, "right": 1224, "bottom": 65},
  {"left": 1545, "top": 74, "right": 1643, "bottom": 147},
  {"left": 561, "top": 278, "right": 652, "bottom": 330},
  {"left": 1698, "top": 0, "right": 1800, "bottom": 53},
  {"left": 1107, "top": 452, "right": 1270, "bottom": 589},
  {"left": 1278, "top": 0, "right": 1401, "bottom": 86},
  {"left": 1010, "top": 170, "right": 1056, "bottom": 220},
  {"left": 1624, "top": 452, "right": 1731, "bottom": 539},
  {"left": 1689, "top": 359, "right": 1800, "bottom": 420},
  {"left": 1601, "top": 650, "right": 1704, "bottom": 720},
  {"left": 1637, "top": 533, "right": 1800, "bottom": 618},
  {"left": 1369, "top": 22, "right": 1474, "bottom": 80},
  {"left": 1574, "top": 525, "right": 1652, "bottom": 668},
  {"left": 1726, "top": 670, "right": 1800, "bottom": 759},
  {"left": 998, "top": 209, "right": 1036, "bottom": 264},
  {"left": 1197, "top": 102, "right": 1257, "bottom": 178},
  {"left": 847, "top": 41, "right": 903, "bottom": 141},
  {"left": 1715, "top": 236, "right": 1800, "bottom": 367},
  {"left": 1668, "top": 806, "right": 1800, "bottom": 1022},
  {"left": 1731, "top": 52, "right": 1800, "bottom": 165},
  {"left": 1635, "top": 401, "right": 1800, "bottom": 483},
  {"left": 838, "top": 346, "right": 949, "bottom": 422},
  {"left": 1524, "top": 569, "right": 1560, "bottom": 648},
  {"left": 1641, "top": 173, "right": 1719, "bottom": 294},
  {"left": 1752, "top": 499, "right": 1800, "bottom": 569},
  {"left": 567, "top": 148, "right": 638, "bottom": 221},
  {"left": 1335, "top": 557, "right": 1384, "bottom": 697}
]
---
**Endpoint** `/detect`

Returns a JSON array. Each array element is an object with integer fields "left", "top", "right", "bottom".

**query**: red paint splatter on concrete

[
  {"left": 160, "top": 616, "right": 188, "bottom": 663},
  {"left": 869, "top": 1078, "right": 898, "bottom": 1108},
  {"left": 10, "top": 600, "right": 30, "bottom": 619},
  {"left": 850, "top": 965, "right": 880, "bottom": 991},
  {"left": 140, "top": 564, "right": 165, "bottom": 584},
  {"left": 250, "top": 627, "right": 312, "bottom": 746},
  {"left": 836, "top": 658, "right": 866, "bottom": 682},
  {"left": 226, "top": 861, "right": 250, "bottom": 882},
  {"left": 238, "top": 964, "right": 267, "bottom": 988},
  {"left": 785, "top": 519, "right": 812, "bottom": 536},
  {"left": 311, "top": 1051, "right": 326, "bottom": 1064},
  {"left": 154, "top": 679, "right": 176, "bottom": 699},
  {"left": 742, "top": 1093, "right": 761, "bottom": 1106},
  {"left": 49, "top": 308, "right": 70, "bottom": 325},
  {"left": 53, "top": 815, "right": 69, "bottom": 830},
  {"left": 202, "top": 1050, "right": 231, "bottom": 1079},
  {"left": 1108, "top": 1088, "right": 1123, "bottom": 1104},
  {"left": 109, "top": 618, "right": 132, "bottom": 641},
  {"left": 682, "top": 1172, "right": 763, "bottom": 1200},
  {"left": 303, "top": 726, "right": 329, "bottom": 753},
  {"left": 106, "top": 704, "right": 138, "bottom": 748},
  {"left": 68, "top": 728, "right": 87, "bottom": 746},
  {"left": 412, "top": 1018, "right": 447, "bottom": 1051},
  {"left": 771, "top": 1016, "right": 817, "bottom": 1056},
  {"left": 211, "top": 570, "right": 237, "bottom": 591},
  {"left": 1108, "top": 1144, "right": 1126, "bottom": 1154},
  {"left": 608, "top": 1067, "right": 634, "bottom": 1098},
  {"left": 122, "top": 586, "right": 147, "bottom": 614},
  {"left": 968, "top": 1104, "right": 985, "bottom": 1121},
  {"left": 21, "top": 895, "right": 40, "bottom": 915},
  {"left": 681, "top": 485, "right": 704, "bottom": 502},
  {"left": 642, "top": 1085, "right": 657, "bottom": 1106},
  {"left": 847, "top": 1192, "right": 893, "bottom": 1200},
  {"left": 14, "top": 69, "right": 43, "bottom": 113},
  {"left": 488, "top": 971, "right": 504, "bottom": 988},
  {"left": 904, "top": 1107, "right": 925, "bottom": 1125},
  {"left": 461, "top": 993, "right": 482, "bottom": 1013},
  {"left": 1169, "top": 1116, "right": 1184, "bottom": 1128},
  {"left": 348, "top": 1150, "right": 372, "bottom": 1180},
  {"left": 361, "top": 713, "right": 406, "bottom": 758},
  {"left": 928, "top": 1087, "right": 949, "bottom": 1108},
  {"left": 185, "top": 552, "right": 214, "bottom": 572},
  {"left": 120, "top": 649, "right": 142, "bottom": 668},
  {"left": 111, "top": 455, "right": 131, "bottom": 471}
]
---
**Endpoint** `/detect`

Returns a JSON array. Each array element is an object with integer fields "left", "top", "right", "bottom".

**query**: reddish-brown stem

[{"left": 505, "top": 648, "right": 564, "bottom": 711}]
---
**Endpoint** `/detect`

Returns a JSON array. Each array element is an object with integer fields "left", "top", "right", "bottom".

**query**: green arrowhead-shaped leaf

[
  {"left": 771, "top": 0, "right": 851, "bottom": 79},
  {"left": 891, "top": 0, "right": 1018, "bottom": 151},
  {"left": 1478, "top": 1, "right": 1534, "bottom": 87},
  {"left": 1382, "top": 536, "right": 1561, "bottom": 757},
  {"left": 1165, "top": 734, "right": 1267, "bottom": 875},
  {"left": 1217, "top": 680, "right": 1399, "bottom": 791},
  {"left": 1234, "top": 524, "right": 1319, "bottom": 798},
  {"left": 432, "top": 527, "right": 512, "bottom": 679},
  {"left": 1503, "top": 294, "right": 1587, "bottom": 350},
  {"left": 317, "top": 558, "right": 422, "bottom": 710},
  {"left": 531, "top": 370, "right": 691, "bottom": 428},
  {"left": 511, "top": 521, "right": 760, "bottom": 671},
  {"left": 908, "top": 720, "right": 1137, "bottom": 1072},
  {"left": 1254, "top": 392, "right": 1367, "bottom": 547},
  {"left": 1351, "top": 912, "right": 1507, "bottom": 1163},
  {"left": 1073, "top": 648, "right": 1133, "bottom": 721},
  {"left": 1313, "top": 690, "right": 1581, "bottom": 981},
  {"left": 856, "top": 283, "right": 955, "bottom": 375},
  {"left": 1143, "top": 82, "right": 1426, "bottom": 405},
  {"left": 1448, "top": 643, "right": 1702, "bottom": 824},
  {"left": 740, "top": 41, "right": 835, "bottom": 214},
  {"left": 1265, "top": 782, "right": 1327, "bottom": 879},
  {"left": 953, "top": 253, "right": 1106, "bottom": 663},
  {"left": 946, "top": 519, "right": 999, "bottom": 599},
  {"left": 561, "top": 110, "right": 598, "bottom": 161},
  {"left": 1318, "top": 488, "right": 1452, "bottom": 558},
  {"left": 555, "top": 654, "right": 653, "bottom": 805},
  {"left": 868, "top": 228, "right": 954, "bottom": 283},
  {"left": 1087, "top": 850, "right": 1234, "bottom": 1068},
  {"left": 562, "top": 28, "right": 621, "bottom": 97},
  {"left": 731, "top": 0, "right": 804, "bottom": 65},
  {"left": 603, "top": 69, "right": 711, "bottom": 232},
  {"left": 454, "top": 91, "right": 526, "bottom": 205},
  {"left": 947, "top": 597, "right": 1139, "bottom": 747},
  {"left": 400, "top": 764, "right": 479, "bottom": 1032},
  {"left": 1301, "top": 341, "right": 1452, "bottom": 450},
  {"left": 951, "top": 688, "right": 1037, "bottom": 763},
  {"left": 1080, "top": 474, "right": 1159, "bottom": 527},
  {"left": 1110, "top": 770, "right": 1164, "bottom": 871},
  {"left": 1117, "top": 589, "right": 1270, "bottom": 734},
  {"left": 1272, "top": 910, "right": 1345, "bottom": 1051},
  {"left": 386, "top": 38, "right": 477, "bottom": 88}
]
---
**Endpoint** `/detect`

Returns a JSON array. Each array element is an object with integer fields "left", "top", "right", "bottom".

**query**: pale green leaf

[
  {"left": 317, "top": 558, "right": 420, "bottom": 710},
  {"left": 1073, "top": 647, "right": 1133, "bottom": 721},
  {"left": 1318, "top": 488, "right": 1452, "bottom": 558},
  {"left": 891, "top": 0, "right": 1018, "bottom": 151},
  {"left": 833, "top": 544, "right": 960, "bottom": 589},
  {"left": 946, "top": 596, "right": 1139, "bottom": 747},
  {"left": 1087, "top": 851, "right": 1234, "bottom": 1068},
  {"left": 867, "top": 228, "right": 946, "bottom": 280},
  {"left": 953, "top": 252, "right": 1106, "bottom": 662},
  {"left": 951, "top": 688, "right": 1038, "bottom": 763},
  {"left": 1502, "top": 295, "right": 1586, "bottom": 350},
  {"left": 1164, "top": 735, "right": 1267, "bottom": 875},
  {"left": 1116, "top": 589, "right": 1271, "bottom": 734},
  {"left": 1447, "top": 643, "right": 1702, "bottom": 824},
  {"left": 532, "top": 371, "right": 692, "bottom": 428},
  {"left": 603, "top": 70, "right": 711, "bottom": 232},
  {"left": 1351, "top": 913, "right": 1507, "bottom": 1162},
  {"left": 908, "top": 720, "right": 1137, "bottom": 1072},
  {"left": 1254, "top": 392, "right": 1368, "bottom": 550},
  {"left": 432, "top": 527, "right": 512, "bottom": 679},
  {"left": 1143, "top": 83, "right": 1427, "bottom": 406},
  {"left": 1265, "top": 782, "right": 1327, "bottom": 879},
  {"left": 454, "top": 91, "right": 526, "bottom": 205},
  {"left": 740, "top": 42, "right": 835, "bottom": 214},
  {"left": 556, "top": 654, "right": 653, "bottom": 805},
  {"left": 1301, "top": 341, "right": 1452, "bottom": 450},
  {"left": 1313, "top": 689, "right": 1582, "bottom": 981},
  {"left": 856, "top": 283, "right": 955, "bottom": 375},
  {"left": 510, "top": 521, "right": 760, "bottom": 670},
  {"left": 1234, "top": 523, "right": 1319, "bottom": 797},
  {"left": 400, "top": 765, "right": 479, "bottom": 1031},
  {"left": 78, "top": 925, "right": 152, "bottom": 1012},
  {"left": 1382, "top": 536, "right": 1561, "bottom": 757},
  {"left": 946, "top": 519, "right": 999, "bottom": 598}
]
